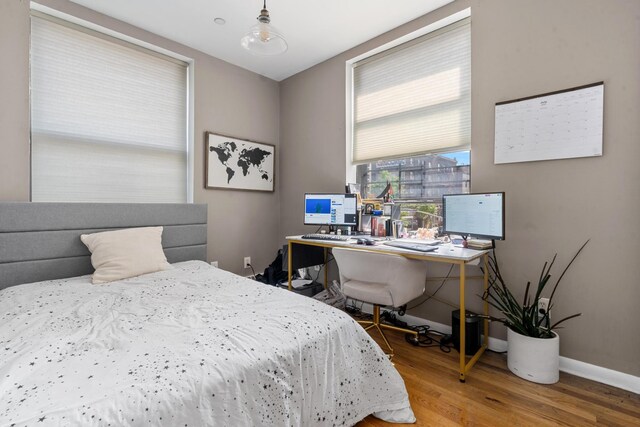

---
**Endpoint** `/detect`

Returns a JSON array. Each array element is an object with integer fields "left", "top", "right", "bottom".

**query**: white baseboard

[
  {"left": 358, "top": 304, "right": 640, "bottom": 394},
  {"left": 559, "top": 357, "right": 640, "bottom": 394}
]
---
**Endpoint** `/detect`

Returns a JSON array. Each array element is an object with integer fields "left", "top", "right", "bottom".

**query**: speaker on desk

[{"left": 451, "top": 309, "right": 481, "bottom": 355}]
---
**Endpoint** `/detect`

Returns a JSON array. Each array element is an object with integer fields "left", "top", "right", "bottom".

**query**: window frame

[
  {"left": 29, "top": 5, "right": 195, "bottom": 203},
  {"left": 344, "top": 8, "right": 471, "bottom": 185},
  {"left": 345, "top": 8, "right": 472, "bottom": 234}
]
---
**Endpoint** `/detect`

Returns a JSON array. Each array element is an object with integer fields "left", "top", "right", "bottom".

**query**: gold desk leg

[
  {"left": 459, "top": 262, "right": 466, "bottom": 382},
  {"left": 483, "top": 253, "right": 490, "bottom": 347},
  {"left": 324, "top": 247, "right": 329, "bottom": 289},
  {"left": 461, "top": 254, "right": 492, "bottom": 379},
  {"left": 287, "top": 241, "right": 293, "bottom": 291}
]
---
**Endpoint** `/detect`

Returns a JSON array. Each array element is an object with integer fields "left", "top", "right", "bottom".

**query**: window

[
  {"left": 349, "top": 17, "right": 471, "bottom": 232},
  {"left": 356, "top": 151, "right": 470, "bottom": 230},
  {"left": 30, "top": 13, "right": 189, "bottom": 203}
]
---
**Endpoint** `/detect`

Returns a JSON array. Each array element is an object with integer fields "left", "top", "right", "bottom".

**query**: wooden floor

[{"left": 356, "top": 330, "right": 640, "bottom": 427}]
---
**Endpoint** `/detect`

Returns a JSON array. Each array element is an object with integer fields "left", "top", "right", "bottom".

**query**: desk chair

[{"left": 333, "top": 248, "right": 427, "bottom": 354}]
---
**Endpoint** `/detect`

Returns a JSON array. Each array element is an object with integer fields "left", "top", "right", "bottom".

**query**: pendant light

[{"left": 240, "top": 0, "right": 288, "bottom": 56}]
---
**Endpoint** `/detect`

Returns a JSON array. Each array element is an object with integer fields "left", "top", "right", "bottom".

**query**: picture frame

[
  {"left": 346, "top": 183, "right": 361, "bottom": 195},
  {"left": 205, "top": 132, "right": 275, "bottom": 192}
]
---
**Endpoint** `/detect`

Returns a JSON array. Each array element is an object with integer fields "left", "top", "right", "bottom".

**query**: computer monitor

[
  {"left": 304, "top": 193, "right": 357, "bottom": 226},
  {"left": 442, "top": 192, "right": 505, "bottom": 240}
]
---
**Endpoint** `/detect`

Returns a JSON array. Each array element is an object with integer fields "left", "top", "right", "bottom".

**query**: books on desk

[
  {"left": 370, "top": 216, "right": 403, "bottom": 238},
  {"left": 467, "top": 239, "right": 493, "bottom": 250}
]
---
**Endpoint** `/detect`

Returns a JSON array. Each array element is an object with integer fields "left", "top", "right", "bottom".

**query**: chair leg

[
  {"left": 379, "top": 323, "right": 419, "bottom": 337},
  {"left": 372, "top": 305, "right": 394, "bottom": 354},
  {"left": 356, "top": 305, "right": 421, "bottom": 354},
  {"left": 374, "top": 322, "right": 394, "bottom": 354},
  {"left": 356, "top": 320, "right": 376, "bottom": 332}
]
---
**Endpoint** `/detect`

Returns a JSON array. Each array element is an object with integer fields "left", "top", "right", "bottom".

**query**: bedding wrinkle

[{"left": 1, "top": 261, "right": 414, "bottom": 426}]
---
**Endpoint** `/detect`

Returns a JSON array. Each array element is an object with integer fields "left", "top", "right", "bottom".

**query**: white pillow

[{"left": 80, "top": 226, "right": 171, "bottom": 284}]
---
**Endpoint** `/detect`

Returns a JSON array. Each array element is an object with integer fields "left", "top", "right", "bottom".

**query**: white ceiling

[{"left": 67, "top": 0, "right": 453, "bottom": 81}]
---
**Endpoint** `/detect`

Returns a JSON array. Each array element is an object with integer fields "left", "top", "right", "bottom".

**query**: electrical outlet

[
  {"left": 538, "top": 297, "right": 550, "bottom": 316},
  {"left": 243, "top": 257, "right": 251, "bottom": 269},
  {"left": 210, "top": 261, "right": 218, "bottom": 268}
]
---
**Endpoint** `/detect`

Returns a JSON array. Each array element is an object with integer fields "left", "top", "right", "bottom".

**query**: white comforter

[{"left": 0, "top": 261, "right": 414, "bottom": 426}]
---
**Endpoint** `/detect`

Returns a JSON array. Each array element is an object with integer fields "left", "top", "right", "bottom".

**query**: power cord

[
  {"left": 312, "top": 254, "right": 335, "bottom": 283},
  {"left": 247, "top": 263, "right": 256, "bottom": 279},
  {"left": 404, "top": 325, "right": 453, "bottom": 353},
  {"left": 381, "top": 310, "right": 452, "bottom": 352},
  {"left": 345, "top": 300, "right": 371, "bottom": 321},
  {"left": 345, "top": 302, "right": 453, "bottom": 353},
  {"left": 406, "top": 264, "right": 455, "bottom": 310},
  {"left": 380, "top": 311, "right": 451, "bottom": 353}
]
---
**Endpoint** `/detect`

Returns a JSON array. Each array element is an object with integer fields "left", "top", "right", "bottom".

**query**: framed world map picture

[{"left": 205, "top": 132, "right": 275, "bottom": 192}]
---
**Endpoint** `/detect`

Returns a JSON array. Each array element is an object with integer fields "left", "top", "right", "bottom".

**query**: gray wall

[
  {"left": 0, "top": 0, "right": 280, "bottom": 275},
  {"left": 279, "top": 0, "right": 640, "bottom": 376},
  {"left": 0, "top": 0, "right": 31, "bottom": 201}
]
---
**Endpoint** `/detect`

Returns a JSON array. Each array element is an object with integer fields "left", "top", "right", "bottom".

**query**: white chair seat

[
  {"left": 333, "top": 247, "right": 428, "bottom": 354},
  {"left": 342, "top": 280, "right": 394, "bottom": 307},
  {"left": 333, "top": 248, "right": 427, "bottom": 308}
]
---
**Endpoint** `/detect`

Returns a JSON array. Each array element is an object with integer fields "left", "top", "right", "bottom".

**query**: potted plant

[{"left": 482, "top": 240, "right": 589, "bottom": 384}]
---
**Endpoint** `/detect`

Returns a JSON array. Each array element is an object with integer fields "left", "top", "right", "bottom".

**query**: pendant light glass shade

[{"left": 241, "top": 1, "right": 287, "bottom": 56}]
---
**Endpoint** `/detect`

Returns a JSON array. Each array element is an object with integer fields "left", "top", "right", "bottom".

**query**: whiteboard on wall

[{"left": 494, "top": 82, "right": 604, "bottom": 164}]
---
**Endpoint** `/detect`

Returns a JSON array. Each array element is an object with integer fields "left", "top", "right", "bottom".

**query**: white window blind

[
  {"left": 352, "top": 19, "right": 470, "bottom": 163},
  {"left": 30, "top": 14, "right": 188, "bottom": 203}
]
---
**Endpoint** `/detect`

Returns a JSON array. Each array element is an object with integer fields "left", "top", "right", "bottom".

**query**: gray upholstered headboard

[{"left": 0, "top": 203, "right": 207, "bottom": 289}]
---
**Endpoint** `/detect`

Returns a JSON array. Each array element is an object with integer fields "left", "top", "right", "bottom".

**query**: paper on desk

[{"left": 291, "top": 279, "right": 313, "bottom": 289}]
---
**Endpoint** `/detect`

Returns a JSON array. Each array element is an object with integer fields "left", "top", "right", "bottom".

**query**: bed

[{"left": 0, "top": 203, "right": 414, "bottom": 426}]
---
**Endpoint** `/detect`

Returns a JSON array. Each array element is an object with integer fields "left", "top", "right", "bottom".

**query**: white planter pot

[{"left": 507, "top": 328, "right": 559, "bottom": 384}]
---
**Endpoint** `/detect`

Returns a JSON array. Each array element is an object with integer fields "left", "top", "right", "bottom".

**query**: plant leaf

[
  {"left": 523, "top": 281, "right": 531, "bottom": 308},
  {"left": 483, "top": 243, "right": 587, "bottom": 337},
  {"left": 550, "top": 313, "right": 582, "bottom": 330},
  {"left": 548, "top": 240, "right": 590, "bottom": 304}
]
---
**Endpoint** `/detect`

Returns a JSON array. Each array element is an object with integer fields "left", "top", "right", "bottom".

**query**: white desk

[{"left": 286, "top": 235, "right": 490, "bottom": 382}]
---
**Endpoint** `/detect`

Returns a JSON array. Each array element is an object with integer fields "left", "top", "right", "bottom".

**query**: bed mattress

[{"left": 0, "top": 261, "right": 414, "bottom": 426}]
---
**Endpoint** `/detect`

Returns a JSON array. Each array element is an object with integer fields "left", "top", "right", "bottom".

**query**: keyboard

[
  {"left": 301, "top": 233, "right": 351, "bottom": 241},
  {"left": 383, "top": 241, "right": 439, "bottom": 253}
]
